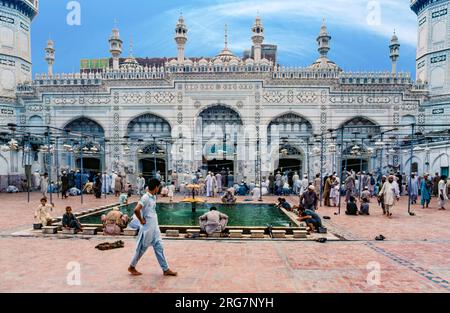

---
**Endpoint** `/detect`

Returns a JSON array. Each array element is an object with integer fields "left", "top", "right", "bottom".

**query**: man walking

[
  {"left": 378, "top": 175, "right": 400, "bottom": 218},
  {"left": 128, "top": 178, "right": 177, "bottom": 277}
]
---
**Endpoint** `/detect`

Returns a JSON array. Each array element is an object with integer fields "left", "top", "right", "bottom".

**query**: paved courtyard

[{"left": 1, "top": 192, "right": 450, "bottom": 293}]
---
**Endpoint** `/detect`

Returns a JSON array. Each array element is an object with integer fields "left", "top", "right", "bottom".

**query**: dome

[
  {"left": 309, "top": 56, "right": 341, "bottom": 70},
  {"left": 212, "top": 47, "right": 241, "bottom": 64},
  {"left": 198, "top": 58, "right": 208, "bottom": 66}
]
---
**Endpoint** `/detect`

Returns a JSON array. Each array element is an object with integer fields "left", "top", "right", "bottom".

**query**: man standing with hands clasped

[{"left": 128, "top": 178, "right": 177, "bottom": 277}]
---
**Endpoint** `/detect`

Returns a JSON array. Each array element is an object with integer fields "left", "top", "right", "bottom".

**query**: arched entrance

[
  {"left": 340, "top": 117, "right": 380, "bottom": 173},
  {"left": 65, "top": 117, "right": 105, "bottom": 176},
  {"left": 268, "top": 113, "right": 313, "bottom": 177},
  {"left": 127, "top": 114, "right": 172, "bottom": 180},
  {"left": 198, "top": 105, "right": 242, "bottom": 173}
]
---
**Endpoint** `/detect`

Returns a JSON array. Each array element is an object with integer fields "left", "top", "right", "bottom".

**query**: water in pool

[{"left": 79, "top": 202, "right": 293, "bottom": 227}]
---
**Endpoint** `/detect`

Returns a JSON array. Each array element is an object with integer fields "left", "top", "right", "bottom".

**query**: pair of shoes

[
  {"left": 375, "top": 235, "right": 386, "bottom": 241},
  {"left": 323, "top": 216, "right": 331, "bottom": 220},
  {"left": 164, "top": 269, "right": 178, "bottom": 276},
  {"left": 316, "top": 238, "right": 327, "bottom": 243}
]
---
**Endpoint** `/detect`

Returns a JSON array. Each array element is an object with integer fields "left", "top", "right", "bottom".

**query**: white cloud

[{"left": 181, "top": 0, "right": 417, "bottom": 48}]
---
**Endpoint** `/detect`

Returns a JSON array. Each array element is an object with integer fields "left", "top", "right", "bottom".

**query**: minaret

[
  {"left": 174, "top": 14, "right": 188, "bottom": 64},
  {"left": 252, "top": 14, "right": 264, "bottom": 63},
  {"left": 389, "top": 30, "right": 400, "bottom": 75},
  {"left": 44, "top": 39, "right": 55, "bottom": 77},
  {"left": 109, "top": 23, "right": 123, "bottom": 71},
  {"left": 317, "top": 18, "right": 331, "bottom": 59}
]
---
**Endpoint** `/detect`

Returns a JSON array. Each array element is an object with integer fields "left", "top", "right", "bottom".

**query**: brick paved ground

[{"left": 0, "top": 191, "right": 449, "bottom": 293}]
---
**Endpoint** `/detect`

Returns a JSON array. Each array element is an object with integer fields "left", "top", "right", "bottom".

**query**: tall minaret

[
  {"left": 44, "top": 39, "right": 55, "bottom": 77},
  {"left": 174, "top": 14, "right": 188, "bottom": 64},
  {"left": 389, "top": 30, "right": 400, "bottom": 75},
  {"left": 317, "top": 18, "right": 331, "bottom": 59},
  {"left": 251, "top": 14, "right": 264, "bottom": 63},
  {"left": 109, "top": 24, "right": 123, "bottom": 71}
]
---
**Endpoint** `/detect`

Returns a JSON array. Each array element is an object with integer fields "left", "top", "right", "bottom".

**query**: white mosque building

[{"left": 0, "top": 0, "right": 449, "bottom": 189}]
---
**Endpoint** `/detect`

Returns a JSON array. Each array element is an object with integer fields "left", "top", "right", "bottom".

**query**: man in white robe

[
  {"left": 111, "top": 171, "right": 118, "bottom": 195},
  {"left": 205, "top": 172, "right": 216, "bottom": 197},
  {"left": 128, "top": 178, "right": 177, "bottom": 277},
  {"left": 216, "top": 172, "right": 222, "bottom": 193},
  {"left": 136, "top": 173, "right": 146, "bottom": 196},
  {"left": 199, "top": 207, "right": 228, "bottom": 236},
  {"left": 378, "top": 175, "right": 400, "bottom": 218},
  {"left": 32, "top": 170, "right": 41, "bottom": 191}
]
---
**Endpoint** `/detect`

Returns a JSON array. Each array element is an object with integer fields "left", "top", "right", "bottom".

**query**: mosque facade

[{"left": 0, "top": 0, "right": 449, "bottom": 188}]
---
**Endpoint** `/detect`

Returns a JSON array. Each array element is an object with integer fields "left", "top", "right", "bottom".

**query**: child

[
  {"left": 359, "top": 198, "right": 370, "bottom": 215},
  {"left": 168, "top": 181, "right": 175, "bottom": 202},
  {"left": 330, "top": 185, "right": 340, "bottom": 207}
]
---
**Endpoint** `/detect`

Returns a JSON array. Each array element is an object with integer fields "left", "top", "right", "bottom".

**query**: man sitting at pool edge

[
  {"left": 222, "top": 189, "right": 237, "bottom": 204},
  {"left": 62, "top": 206, "right": 83, "bottom": 233},
  {"left": 298, "top": 206, "right": 322, "bottom": 233},
  {"left": 199, "top": 206, "right": 229, "bottom": 236}
]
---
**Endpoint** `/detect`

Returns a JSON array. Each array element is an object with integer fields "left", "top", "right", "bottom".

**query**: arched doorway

[
  {"left": 127, "top": 113, "right": 172, "bottom": 180},
  {"left": 268, "top": 113, "right": 313, "bottom": 177},
  {"left": 198, "top": 105, "right": 242, "bottom": 173},
  {"left": 340, "top": 117, "right": 380, "bottom": 173},
  {"left": 64, "top": 117, "right": 105, "bottom": 176}
]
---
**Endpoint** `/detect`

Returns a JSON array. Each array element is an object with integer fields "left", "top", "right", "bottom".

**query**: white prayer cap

[{"left": 308, "top": 185, "right": 315, "bottom": 191}]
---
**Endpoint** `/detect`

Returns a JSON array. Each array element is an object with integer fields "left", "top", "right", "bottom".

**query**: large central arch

[
  {"left": 267, "top": 113, "right": 313, "bottom": 177},
  {"left": 340, "top": 116, "right": 381, "bottom": 173},
  {"left": 197, "top": 105, "right": 243, "bottom": 171},
  {"left": 64, "top": 117, "right": 105, "bottom": 178},
  {"left": 126, "top": 113, "right": 172, "bottom": 180}
]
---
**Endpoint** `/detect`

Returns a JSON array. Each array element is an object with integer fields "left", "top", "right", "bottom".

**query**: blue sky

[{"left": 32, "top": 0, "right": 418, "bottom": 76}]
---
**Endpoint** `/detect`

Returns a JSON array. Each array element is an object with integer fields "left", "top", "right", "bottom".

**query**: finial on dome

[
  {"left": 129, "top": 34, "right": 134, "bottom": 57},
  {"left": 224, "top": 24, "right": 228, "bottom": 49}
]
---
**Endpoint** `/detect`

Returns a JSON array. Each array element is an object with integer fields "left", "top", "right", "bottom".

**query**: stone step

[
  {"left": 272, "top": 230, "right": 286, "bottom": 238},
  {"left": 187, "top": 229, "right": 201, "bottom": 235},
  {"left": 62, "top": 228, "right": 76, "bottom": 234},
  {"left": 123, "top": 228, "right": 138, "bottom": 236},
  {"left": 83, "top": 227, "right": 98, "bottom": 235},
  {"left": 250, "top": 230, "right": 265, "bottom": 238},
  {"left": 229, "top": 230, "right": 243, "bottom": 238},
  {"left": 165, "top": 230, "right": 180, "bottom": 237},
  {"left": 33, "top": 223, "right": 43, "bottom": 230},
  {"left": 210, "top": 232, "right": 222, "bottom": 238},
  {"left": 293, "top": 230, "right": 308, "bottom": 239},
  {"left": 42, "top": 226, "right": 58, "bottom": 234}
]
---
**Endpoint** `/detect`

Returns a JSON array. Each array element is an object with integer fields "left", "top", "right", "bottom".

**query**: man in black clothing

[{"left": 61, "top": 171, "right": 69, "bottom": 199}]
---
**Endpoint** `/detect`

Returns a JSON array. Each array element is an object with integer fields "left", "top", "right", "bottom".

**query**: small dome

[
  {"left": 309, "top": 56, "right": 341, "bottom": 70},
  {"left": 199, "top": 58, "right": 208, "bottom": 65}
]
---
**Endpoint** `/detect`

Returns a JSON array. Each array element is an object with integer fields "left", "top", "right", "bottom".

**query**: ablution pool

[{"left": 78, "top": 202, "right": 295, "bottom": 228}]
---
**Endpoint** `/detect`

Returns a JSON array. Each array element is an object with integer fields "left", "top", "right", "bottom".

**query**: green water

[{"left": 78, "top": 202, "right": 293, "bottom": 227}]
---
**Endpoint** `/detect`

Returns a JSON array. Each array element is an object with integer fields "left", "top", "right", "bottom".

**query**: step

[
  {"left": 210, "top": 232, "right": 222, "bottom": 238},
  {"left": 165, "top": 230, "right": 180, "bottom": 237},
  {"left": 293, "top": 230, "right": 308, "bottom": 239},
  {"left": 42, "top": 226, "right": 58, "bottom": 234},
  {"left": 33, "top": 223, "right": 43, "bottom": 230},
  {"left": 229, "top": 230, "right": 243, "bottom": 238},
  {"left": 187, "top": 229, "right": 201, "bottom": 235},
  {"left": 250, "top": 230, "right": 265, "bottom": 238},
  {"left": 272, "top": 230, "right": 286, "bottom": 238},
  {"left": 83, "top": 227, "right": 98, "bottom": 235},
  {"left": 62, "top": 228, "right": 76, "bottom": 234},
  {"left": 123, "top": 228, "right": 138, "bottom": 236}
]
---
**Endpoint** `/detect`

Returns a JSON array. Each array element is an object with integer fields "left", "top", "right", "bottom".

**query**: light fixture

[
  {"left": 388, "top": 148, "right": 396, "bottom": 154},
  {"left": 374, "top": 141, "right": 384, "bottom": 147},
  {"left": 413, "top": 146, "right": 423, "bottom": 152},
  {"left": 90, "top": 146, "right": 98, "bottom": 152}
]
